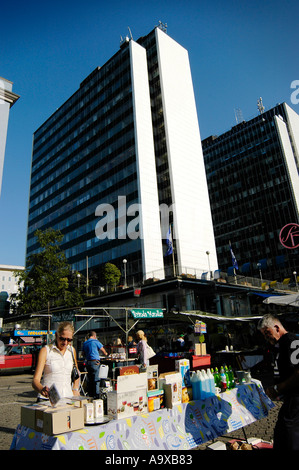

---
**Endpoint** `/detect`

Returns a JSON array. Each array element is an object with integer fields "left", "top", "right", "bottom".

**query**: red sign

[{"left": 279, "top": 223, "right": 299, "bottom": 249}]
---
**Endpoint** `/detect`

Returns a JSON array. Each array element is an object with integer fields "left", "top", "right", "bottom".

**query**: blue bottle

[{"left": 191, "top": 371, "right": 200, "bottom": 400}]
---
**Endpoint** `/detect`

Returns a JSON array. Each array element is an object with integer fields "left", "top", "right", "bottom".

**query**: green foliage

[
  {"left": 103, "top": 263, "right": 121, "bottom": 286},
  {"left": 14, "top": 228, "right": 84, "bottom": 314}
]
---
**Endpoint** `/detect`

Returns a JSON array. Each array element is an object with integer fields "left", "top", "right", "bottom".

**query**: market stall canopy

[
  {"left": 178, "top": 310, "right": 263, "bottom": 322},
  {"left": 263, "top": 293, "right": 299, "bottom": 307}
]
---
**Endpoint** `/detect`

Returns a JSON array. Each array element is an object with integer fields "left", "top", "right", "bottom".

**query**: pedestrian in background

[
  {"left": 258, "top": 313, "right": 299, "bottom": 450},
  {"left": 32, "top": 321, "right": 80, "bottom": 401},
  {"left": 136, "top": 330, "right": 149, "bottom": 368},
  {"left": 82, "top": 331, "right": 108, "bottom": 398}
]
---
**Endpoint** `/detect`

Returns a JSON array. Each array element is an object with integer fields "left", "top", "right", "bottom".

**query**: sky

[{"left": 1, "top": 0, "right": 298, "bottom": 267}]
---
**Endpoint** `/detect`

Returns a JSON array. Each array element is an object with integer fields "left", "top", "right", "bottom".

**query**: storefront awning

[
  {"left": 263, "top": 293, "right": 299, "bottom": 307},
  {"left": 178, "top": 310, "right": 263, "bottom": 322}
]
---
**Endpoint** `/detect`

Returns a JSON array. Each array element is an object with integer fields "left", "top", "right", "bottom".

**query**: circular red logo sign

[{"left": 279, "top": 223, "right": 299, "bottom": 249}]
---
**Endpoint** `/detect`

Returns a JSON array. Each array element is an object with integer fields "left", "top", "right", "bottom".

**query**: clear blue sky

[{"left": 1, "top": 0, "right": 298, "bottom": 267}]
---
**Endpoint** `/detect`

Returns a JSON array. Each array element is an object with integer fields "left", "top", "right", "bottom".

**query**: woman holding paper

[{"left": 32, "top": 322, "right": 80, "bottom": 401}]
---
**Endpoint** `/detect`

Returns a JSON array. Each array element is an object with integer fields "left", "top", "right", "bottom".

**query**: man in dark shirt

[{"left": 258, "top": 313, "right": 299, "bottom": 450}]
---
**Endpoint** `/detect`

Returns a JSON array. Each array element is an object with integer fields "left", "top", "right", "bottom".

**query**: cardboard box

[
  {"left": 93, "top": 399, "right": 104, "bottom": 419},
  {"left": 175, "top": 359, "right": 190, "bottom": 386},
  {"left": 163, "top": 383, "right": 182, "bottom": 408},
  {"left": 21, "top": 403, "right": 48, "bottom": 431},
  {"left": 182, "top": 386, "right": 192, "bottom": 403},
  {"left": 84, "top": 403, "right": 94, "bottom": 423},
  {"left": 116, "top": 372, "right": 147, "bottom": 393},
  {"left": 147, "top": 389, "right": 164, "bottom": 412},
  {"left": 21, "top": 404, "right": 84, "bottom": 435},
  {"left": 147, "top": 364, "right": 159, "bottom": 391},
  {"left": 107, "top": 388, "right": 148, "bottom": 419},
  {"left": 66, "top": 396, "right": 90, "bottom": 408},
  {"left": 159, "top": 372, "right": 182, "bottom": 408},
  {"left": 195, "top": 343, "right": 207, "bottom": 356}
]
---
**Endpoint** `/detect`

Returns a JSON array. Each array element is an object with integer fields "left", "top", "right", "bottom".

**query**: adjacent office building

[
  {"left": 26, "top": 25, "right": 218, "bottom": 284},
  {"left": 202, "top": 102, "right": 299, "bottom": 282},
  {"left": 0, "top": 77, "right": 19, "bottom": 198}
]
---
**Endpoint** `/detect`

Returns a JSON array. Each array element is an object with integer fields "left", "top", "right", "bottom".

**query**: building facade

[
  {"left": 26, "top": 26, "right": 218, "bottom": 284},
  {"left": 202, "top": 102, "right": 299, "bottom": 282},
  {"left": 0, "top": 77, "right": 19, "bottom": 198}
]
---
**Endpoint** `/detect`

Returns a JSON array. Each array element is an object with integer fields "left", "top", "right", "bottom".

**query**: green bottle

[
  {"left": 224, "top": 365, "right": 231, "bottom": 389},
  {"left": 228, "top": 365, "right": 235, "bottom": 388},
  {"left": 214, "top": 367, "right": 221, "bottom": 387}
]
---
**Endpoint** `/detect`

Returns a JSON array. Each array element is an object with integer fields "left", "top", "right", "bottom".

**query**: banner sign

[
  {"left": 130, "top": 308, "right": 163, "bottom": 318},
  {"left": 14, "top": 329, "right": 55, "bottom": 337}
]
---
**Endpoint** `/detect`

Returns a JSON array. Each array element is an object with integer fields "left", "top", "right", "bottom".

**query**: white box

[
  {"left": 159, "top": 372, "right": 182, "bottom": 408},
  {"left": 107, "top": 389, "right": 147, "bottom": 420},
  {"left": 84, "top": 403, "right": 94, "bottom": 423},
  {"left": 93, "top": 399, "right": 104, "bottom": 419},
  {"left": 116, "top": 372, "right": 147, "bottom": 393},
  {"left": 147, "top": 364, "right": 159, "bottom": 391},
  {"left": 175, "top": 359, "right": 190, "bottom": 386}
]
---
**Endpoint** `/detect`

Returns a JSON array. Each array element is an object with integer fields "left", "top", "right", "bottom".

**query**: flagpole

[{"left": 170, "top": 224, "right": 175, "bottom": 277}]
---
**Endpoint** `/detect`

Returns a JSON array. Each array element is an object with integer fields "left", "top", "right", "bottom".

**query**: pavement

[{"left": 0, "top": 370, "right": 281, "bottom": 451}]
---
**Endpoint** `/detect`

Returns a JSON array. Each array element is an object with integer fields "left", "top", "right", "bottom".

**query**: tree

[
  {"left": 103, "top": 263, "right": 121, "bottom": 288},
  {"left": 14, "top": 228, "right": 83, "bottom": 314}
]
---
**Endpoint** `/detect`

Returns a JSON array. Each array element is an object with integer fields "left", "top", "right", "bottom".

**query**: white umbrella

[{"left": 263, "top": 293, "right": 299, "bottom": 307}]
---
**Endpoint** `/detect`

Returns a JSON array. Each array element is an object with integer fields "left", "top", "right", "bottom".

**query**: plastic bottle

[
  {"left": 207, "top": 368, "right": 216, "bottom": 396},
  {"left": 191, "top": 370, "right": 200, "bottom": 400},
  {"left": 220, "top": 367, "right": 227, "bottom": 391},
  {"left": 197, "top": 370, "right": 205, "bottom": 400},
  {"left": 201, "top": 370, "right": 209, "bottom": 398},
  {"left": 224, "top": 365, "right": 231, "bottom": 389},
  {"left": 228, "top": 365, "right": 235, "bottom": 388},
  {"left": 214, "top": 367, "right": 221, "bottom": 388}
]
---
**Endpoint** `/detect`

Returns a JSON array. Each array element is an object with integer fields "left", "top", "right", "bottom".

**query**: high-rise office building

[
  {"left": 202, "top": 102, "right": 299, "bottom": 282},
  {"left": 26, "top": 25, "right": 218, "bottom": 284},
  {"left": 0, "top": 77, "right": 19, "bottom": 198}
]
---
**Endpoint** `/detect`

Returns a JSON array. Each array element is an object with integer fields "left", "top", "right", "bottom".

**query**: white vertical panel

[
  {"left": 130, "top": 40, "right": 165, "bottom": 280},
  {"left": 274, "top": 115, "right": 299, "bottom": 215},
  {"left": 155, "top": 28, "right": 218, "bottom": 274}
]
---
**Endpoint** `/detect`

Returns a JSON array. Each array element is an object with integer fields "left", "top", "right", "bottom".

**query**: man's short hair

[
  {"left": 88, "top": 331, "right": 96, "bottom": 338},
  {"left": 257, "top": 313, "right": 281, "bottom": 331}
]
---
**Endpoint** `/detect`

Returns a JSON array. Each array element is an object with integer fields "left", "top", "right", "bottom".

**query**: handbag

[
  {"left": 70, "top": 346, "right": 80, "bottom": 383},
  {"left": 146, "top": 343, "right": 156, "bottom": 359}
]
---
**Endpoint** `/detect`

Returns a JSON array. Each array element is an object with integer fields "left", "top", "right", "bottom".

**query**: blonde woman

[
  {"left": 32, "top": 322, "right": 80, "bottom": 401},
  {"left": 136, "top": 330, "right": 149, "bottom": 368}
]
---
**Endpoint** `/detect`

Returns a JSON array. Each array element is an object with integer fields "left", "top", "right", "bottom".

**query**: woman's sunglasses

[{"left": 59, "top": 336, "right": 73, "bottom": 343}]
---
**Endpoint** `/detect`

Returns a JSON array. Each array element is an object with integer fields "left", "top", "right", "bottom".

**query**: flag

[
  {"left": 229, "top": 241, "right": 238, "bottom": 270},
  {"left": 165, "top": 226, "right": 173, "bottom": 256}
]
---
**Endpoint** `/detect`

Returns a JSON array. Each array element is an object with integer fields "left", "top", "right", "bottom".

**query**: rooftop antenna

[
  {"left": 128, "top": 27, "right": 133, "bottom": 40},
  {"left": 234, "top": 108, "right": 244, "bottom": 124},
  {"left": 257, "top": 97, "right": 265, "bottom": 114},
  {"left": 158, "top": 21, "right": 168, "bottom": 33}
]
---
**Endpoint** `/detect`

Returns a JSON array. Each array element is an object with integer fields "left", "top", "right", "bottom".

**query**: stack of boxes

[{"left": 21, "top": 354, "right": 197, "bottom": 432}]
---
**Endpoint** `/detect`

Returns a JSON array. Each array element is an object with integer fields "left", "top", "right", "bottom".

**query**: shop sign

[
  {"left": 279, "top": 223, "right": 299, "bottom": 249},
  {"left": 14, "top": 329, "right": 55, "bottom": 337},
  {"left": 130, "top": 308, "right": 163, "bottom": 318},
  {"left": 52, "top": 312, "right": 75, "bottom": 322}
]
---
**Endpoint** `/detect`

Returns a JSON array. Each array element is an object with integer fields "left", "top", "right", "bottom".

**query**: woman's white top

[
  {"left": 39, "top": 344, "right": 74, "bottom": 399},
  {"left": 137, "top": 339, "right": 149, "bottom": 366}
]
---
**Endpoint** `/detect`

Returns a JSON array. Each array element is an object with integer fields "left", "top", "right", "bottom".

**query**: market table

[{"left": 10, "top": 381, "right": 274, "bottom": 450}]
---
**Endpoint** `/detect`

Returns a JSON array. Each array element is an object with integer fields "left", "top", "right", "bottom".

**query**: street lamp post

[
  {"left": 293, "top": 271, "right": 298, "bottom": 291},
  {"left": 206, "top": 251, "right": 211, "bottom": 279},
  {"left": 123, "top": 259, "right": 127, "bottom": 288},
  {"left": 257, "top": 263, "right": 263, "bottom": 282}
]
